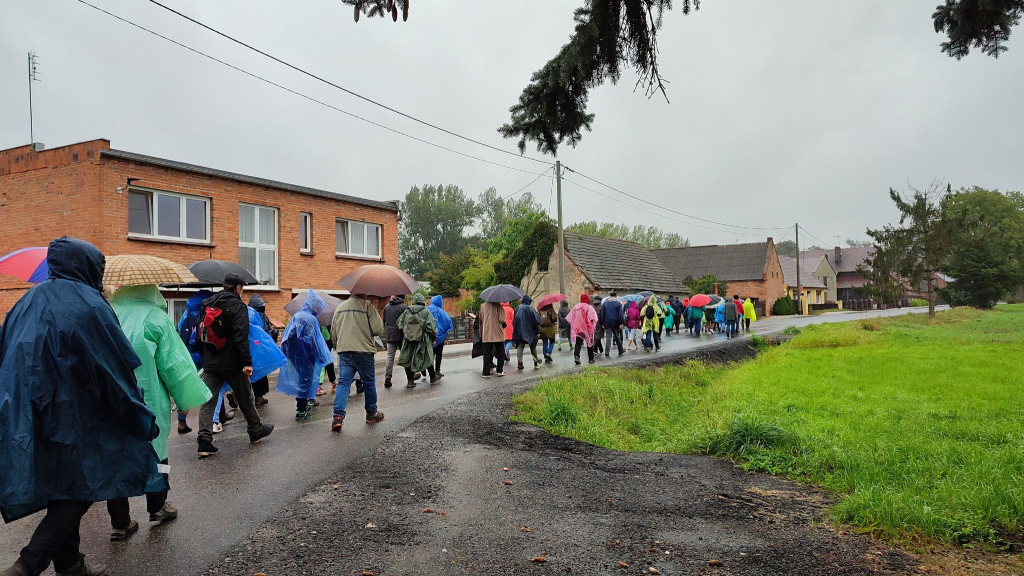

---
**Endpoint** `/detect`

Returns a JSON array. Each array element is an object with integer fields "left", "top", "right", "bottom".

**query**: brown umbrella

[
  {"left": 335, "top": 264, "right": 418, "bottom": 297},
  {"left": 103, "top": 254, "right": 198, "bottom": 287}
]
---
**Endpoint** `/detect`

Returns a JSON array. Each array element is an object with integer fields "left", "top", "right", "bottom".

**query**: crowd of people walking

[{"left": 0, "top": 236, "right": 757, "bottom": 576}]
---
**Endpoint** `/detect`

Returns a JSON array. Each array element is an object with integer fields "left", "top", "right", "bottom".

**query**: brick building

[
  {"left": 0, "top": 139, "right": 400, "bottom": 326},
  {"left": 651, "top": 238, "right": 785, "bottom": 316}
]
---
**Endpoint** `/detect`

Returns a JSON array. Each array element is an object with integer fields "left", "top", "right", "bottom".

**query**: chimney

[
  {"left": 31, "top": 142, "right": 45, "bottom": 152},
  {"left": 834, "top": 246, "right": 841, "bottom": 265}
]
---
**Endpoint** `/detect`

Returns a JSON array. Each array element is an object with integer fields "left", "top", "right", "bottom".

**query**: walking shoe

[
  {"left": 197, "top": 439, "right": 218, "bottom": 458},
  {"left": 1, "top": 559, "right": 29, "bottom": 576},
  {"left": 295, "top": 409, "right": 312, "bottom": 421},
  {"left": 316, "top": 385, "right": 327, "bottom": 396},
  {"left": 225, "top": 391, "right": 238, "bottom": 408},
  {"left": 383, "top": 378, "right": 393, "bottom": 388},
  {"left": 589, "top": 358, "right": 596, "bottom": 364},
  {"left": 332, "top": 415, "right": 344, "bottom": 431},
  {"left": 437, "top": 372, "right": 445, "bottom": 378},
  {"left": 574, "top": 357, "right": 581, "bottom": 365},
  {"left": 544, "top": 355, "right": 553, "bottom": 363},
  {"left": 412, "top": 372, "right": 422, "bottom": 381},
  {"left": 517, "top": 362, "right": 525, "bottom": 370},
  {"left": 365, "top": 411, "right": 385, "bottom": 424},
  {"left": 55, "top": 554, "right": 107, "bottom": 576},
  {"left": 249, "top": 423, "right": 274, "bottom": 443},
  {"left": 495, "top": 371, "right": 506, "bottom": 377},
  {"left": 212, "top": 422, "right": 223, "bottom": 434},
  {"left": 356, "top": 383, "right": 364, "bottom": 394},
  {"left": 177, "top": 420, "right": 192, "bottom": 434},
  {"left": 406, "top": 381, "right": 417, "bottom": 388},
  {"left": 482, "top": 373, "right": 492, "bottom": 379},
  {"left": 330, "top": 382, "right": 337, "bottom": 392},
  {"left": 310, "top": 398, "right": 321, "bottom": 407},
  {"left": 430, "top": 374, "right": 442, "bottom": 384},
  {"left": 109, "top": 520, "right": 138, "bottom": 542},
  {"left": 149, "top": 504, "right": 178, "bottom": 524},
  {"left": 534, "top": 359, "right": 541, "bottom": 368},
  {"left": 254, "top": 396, "right": 269, "bottom": 405}
]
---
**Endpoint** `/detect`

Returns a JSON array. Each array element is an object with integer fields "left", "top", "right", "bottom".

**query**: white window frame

[
  {"left": 128, "top": 187, "right": 211, "bottom": 243},
  {"left": 166, "top": 298, "right": 189, "bottom": 327},
  {"left": 300, "top": 212, "right": 312, "bottom": 253},
  {"left": 239, "top": 203, "right": 279, "bottom": 288},
  {"left": 335, "top": 218, "right": 382, "bottom": 258}
]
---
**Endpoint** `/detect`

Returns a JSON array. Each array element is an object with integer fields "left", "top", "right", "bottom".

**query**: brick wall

[{"left": 1, "top": 140, "right": 399, "bottom": 326}]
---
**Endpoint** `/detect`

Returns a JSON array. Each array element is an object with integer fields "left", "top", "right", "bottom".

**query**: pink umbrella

[{"left": 535, "top": 293, "right": 567, "bottom": 310}]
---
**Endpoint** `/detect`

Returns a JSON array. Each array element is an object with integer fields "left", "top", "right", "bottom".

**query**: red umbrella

[
  {"left": 0, "top": 247, "right": 48, "bottom": 283},
  {"left": 688, "top": 294, "right": 712, "bottom": 307},
  {"left": 336, "top": 264, "right": 418, "bottom": 297},
  {"left": 535, "top": 293, "right": 566, "bottom": 310}
]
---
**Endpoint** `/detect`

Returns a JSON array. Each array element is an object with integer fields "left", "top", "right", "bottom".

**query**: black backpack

[{"left": 645, "top": 306, "right": 655, "bottom": 320}]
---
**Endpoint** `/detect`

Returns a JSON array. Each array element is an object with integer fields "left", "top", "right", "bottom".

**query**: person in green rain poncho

[
  {"left": 106, "top": 284, "right": 213, "bottom": 541},
  {"left": 397, "top": 293, "right": 437, "bottom": 388}
]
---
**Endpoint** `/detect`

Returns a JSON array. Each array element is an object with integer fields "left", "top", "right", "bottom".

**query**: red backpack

[{"left": 198, "top": 306, "right": 229, "bottom": 351}]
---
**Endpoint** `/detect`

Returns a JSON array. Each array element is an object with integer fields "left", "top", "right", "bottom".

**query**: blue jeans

[
  {"left": 333, "top": 352, "right": 378, "bottom": 419},
  {"left": 212, "top": 382, "right": 231, "bottom": 423},
  {"left": 726, "top": 320, "right": 738, "bottom": 336},
  {"left": 542, "top": 338, "right": 555, "bottom": 356}
]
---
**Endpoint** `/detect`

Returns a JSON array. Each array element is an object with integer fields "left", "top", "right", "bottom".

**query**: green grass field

[{"left": 512, "top": 306, "right": 1024, "bottom": 546}]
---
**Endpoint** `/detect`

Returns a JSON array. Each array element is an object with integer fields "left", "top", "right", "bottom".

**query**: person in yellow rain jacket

[{"left": 743, "top": 298, "right": 757, "bottom": 332}]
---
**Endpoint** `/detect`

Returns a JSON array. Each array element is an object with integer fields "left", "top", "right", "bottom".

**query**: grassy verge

[{"left": 512, "top": 306, "right": 1024, "bottom": 547}]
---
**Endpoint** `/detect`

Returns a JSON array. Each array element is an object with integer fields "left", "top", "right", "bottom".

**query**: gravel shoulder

[{"left": 197, "top": 341, "right": 1009, "bottom": 576}]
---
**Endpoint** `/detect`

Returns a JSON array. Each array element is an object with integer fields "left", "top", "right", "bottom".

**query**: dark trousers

[
  {"left": 482, "top": 342, "right": 505, "bottom": 375},
  {"left": 427, "top": 342, "right": 445, "bottom": 377},
  {"left": 604, "top": 327, "right": 624, "bottom": 355},
  {"left": 744, "top": 318, "right": 751, "bottom": 331},
  {"left": 574, "top": 337, "right": 595, "bottom": 362},
  {"left": 18, "top": 500, "right": 92, "bottom": 574},
  {"left": 107, "top": 459, "right": 169, "bottom": 528},
  {"left": 324, "top": 361, "right": 336, "bottom": 384},
  {"left": 199, "top": 369, "right": 262, "bottom": 442},
  {"left": 251, "top": 376, "right": 269, "bottom": 398}
]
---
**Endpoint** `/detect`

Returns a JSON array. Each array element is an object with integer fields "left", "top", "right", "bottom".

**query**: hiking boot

[
  {"left": 109, "top": 520, "right": 138, "bottom": 542},
  {"left": 383, "top": 378, "right": 392, "bottom": 388},
  {"left": 430, "top": 374, "right": 442, "bottom": 384},
  {"left": 332, "top": 415, "right": 344, "bottom": 431},
  {"left": 197, "top": 439, "right": 218, "bottom": 458},
  {"left": 149, "top": 504, "right": 178, "bottom": 524},
  {"left": 295, "top": 409, "right": 312, "bottom": 421},
  {"left": 177, "top": 420, "right": 191, "bottom": 434},
  {"left": 249, "top": 423, "right": 274, "bottom": 443},
  {"left": 534, "top": 359, "right": 541, "bottom": 368},
  {"left": 365, "top": 411, "right": 385, "bottom": 424},
  {"left": 212, "top": 422, "right": 223, "bottom": 434},
  {"left": 55, "top": 554, "right": 107, "bottom": 576},
  {"left": 254, "top": 396, "right": 269, "bottom": 405},
  {"left": 517, "top": 362, "right": 525, "bottom": 370},
  {"left": 412, "top": 372, "right": 422, "bottom": 381},
  {"left": 1, "top": 560, "right": 29, "bottom": 576}
]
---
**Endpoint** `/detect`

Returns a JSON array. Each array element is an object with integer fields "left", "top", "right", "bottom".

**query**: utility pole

[
  {"left": 556, "top": 160, "right": 566, "bottom": 297},
  {"left": 794, "top": 223, "right": 802, "bottom": 314},
  {"left": 27, "top": 51, "right": 40, "bottom": 143}
]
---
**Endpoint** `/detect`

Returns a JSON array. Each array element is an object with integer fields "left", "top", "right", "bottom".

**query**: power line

[
  {"left": 145, "top": 0, "right": 550, "bottom": 167},
  {"left": 74, "top": 0, "right": 543, "bottom": 175},
  {"left": 503, "top": 167, "right": 552, "bottom": 200},
  {"left": 798, "top": 226, "right": 838, "bottom": 250},
  {"left": 563, "top": 165, "right": 791, "bottom": 233},
  {"left": 561, "top": 178, "right": 775, "bottom": 238}
]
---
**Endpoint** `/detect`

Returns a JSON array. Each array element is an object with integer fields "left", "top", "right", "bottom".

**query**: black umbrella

[
  {"left": 479, "top": 283, "right": 526, "bottom": 303},
  {"left": 187, "top": 260, "right": 259, "bottom": 286}
]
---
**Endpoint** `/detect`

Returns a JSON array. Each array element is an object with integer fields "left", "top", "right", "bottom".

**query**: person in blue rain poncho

[
  {"left": 248, "top": 305, "right": 287, "bottom": 384},
  {"left": 425, "top": 295, "right": 453, "bottom": 383},
  {"left": 174, "top": 289, "right": 214, "bottom": 434},
  {"left": 276, "top": 290, "right": 334, "bottom": 420},
  {"left": 0, "top": 237, "right": 162, "bottom": 576}
]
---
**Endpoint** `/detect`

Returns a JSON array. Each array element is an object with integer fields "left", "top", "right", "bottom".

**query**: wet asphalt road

[{"left": 0, "top": 306, "right": 940, "bottom": 575}]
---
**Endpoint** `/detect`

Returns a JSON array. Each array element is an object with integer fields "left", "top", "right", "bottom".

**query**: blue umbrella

[{"left": 619, "top": 294, "right": 645, "bottom": 303}]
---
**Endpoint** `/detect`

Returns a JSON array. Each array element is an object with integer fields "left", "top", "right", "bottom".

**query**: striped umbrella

[
  {"left": 0, "top": 247, "right": 49, "bottom": 283},
  {"left": 103, "top": 255, "right": 199, "bottom": 287}
]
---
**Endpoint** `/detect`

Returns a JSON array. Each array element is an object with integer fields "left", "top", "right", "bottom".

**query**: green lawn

[{"left": 512, "top": 306, "right": 1024, "bottom": 546}]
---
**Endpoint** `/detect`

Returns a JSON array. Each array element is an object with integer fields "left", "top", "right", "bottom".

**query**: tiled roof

[
  {"left": 562, "top": 232, "right": 687, "bottom": 294},
  {"left": 778, "top": 256, "right": 828, "bottom": 289},
  {"left": 651, "top": 242, "right": 770, "bottom": 282},
  {"left": 801, "top": 246, "right": 874, "bottom": 275},
  {"left": 101, "top": 149, "right": 400, "bottom": 212}
]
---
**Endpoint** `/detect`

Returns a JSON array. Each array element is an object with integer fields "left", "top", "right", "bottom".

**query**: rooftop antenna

[{"left": 27, "top": 51, "right": 41, "bottom": 144}]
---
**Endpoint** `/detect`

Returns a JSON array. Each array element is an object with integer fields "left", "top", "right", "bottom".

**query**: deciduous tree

[{"left": 398, "top": 184, "right": 478, "bottom": 278}]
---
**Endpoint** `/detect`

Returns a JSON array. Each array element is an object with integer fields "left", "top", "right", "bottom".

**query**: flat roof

[{"left": 101, "top": 149, "right": 399, "bottom": 212}]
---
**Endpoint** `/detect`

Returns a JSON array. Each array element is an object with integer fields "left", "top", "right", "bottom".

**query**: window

[
  {"left": 166, "top": 298, "right": 189, "bottom": 326},
  {"left": 300, "top": 212, "right": 312, "bottom": 253},
  {"left": 335, "top": 219, "right": 381, "bottom": 258},
  {"left": 239, "top": 204, "right": 278, "bottom": 286},
  {"left": 128, "top": 188, "right": 209, "bottom": 242}
]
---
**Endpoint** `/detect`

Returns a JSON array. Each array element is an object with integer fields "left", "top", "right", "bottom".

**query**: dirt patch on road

[{"left": 200, "top": 342, "right": 1021, "bottom": 576}]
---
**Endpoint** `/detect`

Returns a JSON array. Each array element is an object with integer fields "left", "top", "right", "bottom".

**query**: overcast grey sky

[{"left": 2, "top": 0, "right": 1022, "bottom": 248}]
